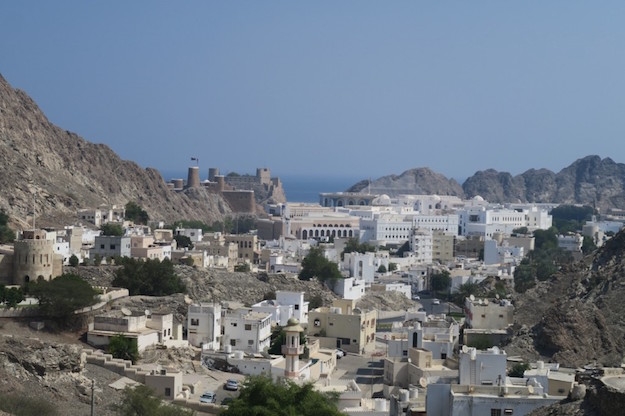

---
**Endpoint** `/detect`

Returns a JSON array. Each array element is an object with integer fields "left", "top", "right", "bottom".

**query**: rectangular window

[
  {"left": 165, "top": 388, "right": 171, "bottom": 397},
  {"left": 491, "top": 410, "right": 502, "bottom": 416},
  {"left": 245, "top": 324, "right": 252, "bottom": 331},
  {"left": 504, "top": 410, "right": 513, "bottom": 415},
  {"left": 110, "top": 244, "right": 116, "bottom": 250},
  {"left": 191, "top": 318, "right": 199, "bottom": 326},
  {"left": 248, "top": 340, "right": 254, "bottom": 345},
  {"left": 294, "top": 305, "right": 299, "bottom": 310},
  {"left": 100, "top": 244, "right": 105, "bottom": 249},
  {"left": 230, "top": 339, "right": 236, "bottom": 346}
]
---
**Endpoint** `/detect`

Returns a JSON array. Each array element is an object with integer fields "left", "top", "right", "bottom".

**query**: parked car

[
  {"left": 412, "top": 295, "right": 420, "bottom": 300},
  {"left": 336, "top": 348, "right": 346, "bottom": 359},
  {"left": 432, "top": 299, "right": 441, "bottom": 305},
  {"left": 221, "top": 397, "right": 234, "bottom": 406},
  {"left": 225, "top": 379, "right": 239, "bottom": 391},
  {"left": 200, "top": 391, "right": 217, "bottom": 403}
]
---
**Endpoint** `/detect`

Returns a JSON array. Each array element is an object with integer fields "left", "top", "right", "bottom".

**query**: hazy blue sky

[{"left": 2, "top": 1, "right": 625, "bottom": 182}]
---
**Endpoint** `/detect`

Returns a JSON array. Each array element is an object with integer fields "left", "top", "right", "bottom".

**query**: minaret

[{"left": 282, "top": 318, "right": 305, "bottom": 379}]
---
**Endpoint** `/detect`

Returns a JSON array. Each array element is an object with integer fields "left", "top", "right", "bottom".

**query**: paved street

[{"left": 335, "top": 343, "right": 387, "bottom": 398}]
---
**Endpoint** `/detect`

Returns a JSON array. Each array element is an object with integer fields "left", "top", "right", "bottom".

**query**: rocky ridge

[
  {"left": 0, "top": 73, "right": 231, "bottom": 228},
  {"left": 346, "top": 155, "right": 625, "bottom": 212},
  {"left": 506, "top": 229, "right": 625, "bottom": 368}
]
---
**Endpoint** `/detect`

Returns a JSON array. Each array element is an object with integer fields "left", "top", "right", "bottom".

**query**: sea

[{"left": 159, "top": 170, "right": 363, "bottom": 204}]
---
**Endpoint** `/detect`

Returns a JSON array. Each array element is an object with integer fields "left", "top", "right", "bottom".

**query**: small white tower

[{"left": 282, "top": 317, "right": 304, "bottom": 379}]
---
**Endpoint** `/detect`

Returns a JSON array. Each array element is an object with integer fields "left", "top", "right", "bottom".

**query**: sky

[{"left": 2, "top": 1, "right": 625, "bottom": 182}]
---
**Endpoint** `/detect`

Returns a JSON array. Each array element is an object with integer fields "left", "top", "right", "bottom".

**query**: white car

[
  {"left": 432, "top": 299, "right": 441, "bottom": 305},
  {"left": 199, "top": 391, "right": 216, "bottom": 404},
  {"left": 336, "top": 348, "right": 346, "bottom": 359}
]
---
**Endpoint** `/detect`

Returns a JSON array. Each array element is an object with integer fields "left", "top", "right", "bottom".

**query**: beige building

[
  {"left": 145, "top": 366, "right": 183, "bottom": 399},
  {"left": 384, "top": 348, "right": 458, "bottom": 388},
  {"left": 308, "top": 299, "right": 377, "bottom": 354},
  {"left": 432, "top": 230, "right": 455, "bottom": 263},
  {"left": 13, "top": 229, "right": 63, "bottom": 285},
  {"left": 130, "top": 235, "right": 164, "bottom": 260},
  {"left": 225, "top": 234, "right": 259, "bottom": 263}
]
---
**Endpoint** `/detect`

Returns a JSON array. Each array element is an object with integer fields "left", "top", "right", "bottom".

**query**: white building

[
  {"left": 222, "top": 309, "right": 272, "bottom": 354},
  {"left": 187, "top": 303, "right": 221, "bottom": 350},
  {"left": 412, "top": 214, "right": 459, "bottom": 235},
  {"left": 408, "top": 228, "right": 433, "bottom": 264},
  {"left": 174, "top": 228, "right": 203, "bottom": 243},
  {"left": 426, "top": 347, "right": 559, "bottom": 416},
  {"left": 459, "top": 206, "right": 552, "bottom": 239},
  {"left": 483, "top": 240, "right": 524, "bottom": 266},
  {"left": 334, "top": 277, "right": 367, "bottom": 301},
  {"left": 557, "top": 234, "right": 583, "bottom": 252},
  {"left": 87, "top": 312, "right": 176, "bottom": 352},
  {"left": 343, "top": 252, "right": 377, "bottom": 283},
  {"left": 251, "top": 291, "right": 309, "bottom": 327}
]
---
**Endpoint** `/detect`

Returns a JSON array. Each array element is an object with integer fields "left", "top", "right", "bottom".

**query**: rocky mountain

[
  {"left": 346, "top": 167, "right": 464, "bottom": 197},
  {"left": 507, "top": 229, "right": 625, "bottom": 368},
  {"left": 0, "top": 74, "right": 231, "bottom": 228},
  {"left": 346, "top": 156, "right": 625, "bottom": 211}
]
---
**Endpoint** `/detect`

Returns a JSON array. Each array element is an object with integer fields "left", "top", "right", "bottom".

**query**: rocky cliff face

[
  {"left": 463, "top": 156, "right": 625, "bottom": 210},
  {"left": 346, "top": 156, "right": 625, "bottom": 211},
  {"left": 0, "top": 74, "right": 231, "bottom": 227},
  {"left": 508, "top": 229, "right": 625, "bottom": 368},
  {"left": 346, "top": 167, "right": 464, "bottom": 197}
]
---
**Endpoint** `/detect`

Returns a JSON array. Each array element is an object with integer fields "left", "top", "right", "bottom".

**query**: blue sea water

[{"left": 158, "top": 169, "right": 362, "bottom": 204}]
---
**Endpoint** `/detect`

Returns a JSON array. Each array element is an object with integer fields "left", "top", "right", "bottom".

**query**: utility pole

[{"left": 91, "top": 379, "right": 95, "bottom": 416}]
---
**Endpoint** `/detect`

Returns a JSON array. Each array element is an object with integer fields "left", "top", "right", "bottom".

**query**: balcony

[{"left": 282, "top": 345, "right": 304, "bottom": 355}]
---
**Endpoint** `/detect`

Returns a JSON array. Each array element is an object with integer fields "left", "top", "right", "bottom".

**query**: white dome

[
  {"left": 372, "top": 194, "right": 391, "bottom": 206},
  {"left": 473, "top": 195, "right": 484, "bottom": 201}
]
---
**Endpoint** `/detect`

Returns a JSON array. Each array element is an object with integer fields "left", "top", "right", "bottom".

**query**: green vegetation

[
  {"left": 454, "top": 282, "right": 479, "bottom": 304},
  {"left": 550, "top": 205, "right": 594, "bottom": 234},
  {"left": 306, "top": 293, "right": 324, "bottom": 309},
  {"left": 27, "top": 273, "right": 99, "bottom": 319},
  {"left": 100, "top": 223, "right": 124, "bottom": 236},
  {"left": 514, "top": 227, "right": 574, "bottom": 293},
  {"left": 466, "top": 335, "right": 493, "bottom": 350},
  {"left": 582, "top": 235, "right": 598, "bottom": 254},
  {"left": 114, "top": 385, "right": 193, "bottom": 416},
  {"left": 108, "top": 334, "right": 139, "bottom": 363},
  {"left": 234, "top": 263, "right": 251, "bottom": 272},
  {"left": 388, "top": 262, "right": 397, "bottom": 272},
  {"left": 112, "top": 258, "right": 186, "bottom": 296},
  {"left": 93, "top": 254, "right": 103, "bottom": 266},
  {"left": 431, "top": 270, "right": 451, "bottom": 293},
  {"left": 0, "top": 392, "right": 58, "bottom": 416},
  {"left": 170, "top": 216, "right": 256, "bottom": 235},
  {"left": 0, "top": 285, "right": 25, "bottom": 308},
  {"left": 341, "top": 238, "right": 375, "bottom": 259},
  {"left": 69, "top": 254, "right": 79, "bottom": 267},
  {"left": 512, "top": 226, "right": 529, "bottom": 234},
  {"left": 508, "top": 362, "right": 531, "bottom": 378},
  {"left": 173, "top": 234, "right": 193, "bottom": 250},
  {"left": 377, "top": 264, "right": 387, "bottom": 273},
  {"left": 0, "top": 209, "right": 15, "bottom": 243},
  {"left": 124, "top": 201, "right": 149, "bottom": 225},
  {"left": 221, "top": 375, "right": 346, "bottom": 416},
  {"left": 299, "top": 246, "right": 342, "bottom": 286}
]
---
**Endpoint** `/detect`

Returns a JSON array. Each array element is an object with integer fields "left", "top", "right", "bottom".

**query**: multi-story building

[
  {"left": 251, "top": 291, "right": 309, "bottom": 327},
  {"left": 409, "top": 228, "right": 433, "bottom": 264},
  {"left": 432, "top": 230, "right": 455, "bottom": 263},
  {"left": 308, "top": 299, "right": 377, "bottom": 354},
  {"left": 91, "top": 235, "right": 131, "bottom": 258},
  {"left": 187, "top": 302, "right": 221, "bottom": 350},
  {"left": 225, "top": 234, "right": 259, "bottom": 262},
  {"left": 13, "top": 229, "right": 63, "bottom": 284},
  {"left": 222, "top": 309, "right": 272, "bottom": 353}
]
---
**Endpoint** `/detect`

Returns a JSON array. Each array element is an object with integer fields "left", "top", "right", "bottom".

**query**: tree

[
  {"left": 108, "top": 334, "right": 139, "bottom": 363},
  {"left": 299, "top": 246, "right": 342, "bottom": 285},
  {"left": 0, "top": 209, "right": 15, "bottom": 243},
  {"left": 431, "top": 270, "right": 451, "bottom": 293},
  {"left": 112, "top": 258, "right": 186, "bottom": 296},
  {"left": 0, "top": 285, "right": 24, "bottom": 308},
  {"left": 93, "top": 254, "right": 103, "bottom": 266},
  {"left": 307, "top": 294, "right": 324, "bottom": 309},
  {"left": 582, "top": 236, "right": 598, "bottom": 254},
  {"left": 69, "top": 254, "right": 79, "bottom": 267},
  {"left": 0, "top": 392, "right": 58, "bottom": 416},
  {"left": 455, "top": 282, "right": 479, "bottom": 304},
  {"left": 27, "top": 274, "right": 99, "bottom": 319},
  {"left": 377, "top": 264, "right": 387, "bottom": 273},
  {"left": 268, "top": 326, "right": 306, "bottom": 355},
  {"left": 512, "top": 226, "right": 529, "bottom": 235},
  {"left": 221, "top": 375, "right": 346, "bottom": 416},
  {"left": 115, "top": 385, "right": 193, "bottom": 416},
  {"left": 100, "top": 223, "right": 124, "bottom": 236},
  {"left": 508, "top": 362, "right": 530, "bottom": 378},
  {"left": 125, "top": 201, "right": 149, "bottom": 225},
  {"left": 234, "top": 263, "right": 251, "bottom": 272},
  {"left": 514, "top": 261, "right": 536, "bottom": 293},
  {"left": 341, "top": 238, "right": 375, "bottom": 259},
  {"left": 388, "top": 262, "right": 397, "bottom": 272},
  {"left": 173, "top": 235, "right": 193, "bottom": 250}
]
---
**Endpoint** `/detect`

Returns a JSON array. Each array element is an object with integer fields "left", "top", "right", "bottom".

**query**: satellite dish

[
  {"left": 121, "top": 307, "right": 131, "bottom": 316},
  {"left": 469, "top": 294, "right": 475, "bottom": 302},
  {"left": 145, "top": 309, "right": 151, "bottom": 317},
  {"left": 462, "top": 345, "right": 469, "bottom": 354},
  {"left": 495, "top": 294, "right": 500, "bottom": 300},
  {"left": 527, "top": 385, "right": 534, "bottom": 394},
  {"left": 419, "top": 377, "right": 427, "bottom": 388},
  {"left": 484, "top": 299, "right": 489, "bottom": 305}
]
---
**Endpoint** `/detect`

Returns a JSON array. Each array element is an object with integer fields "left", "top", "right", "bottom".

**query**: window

[
  {"left": 504, "top": 410, "right": 513, "bottom": 415},
  {"left": 191, "top": 318, "right": 199, "bottom": 326},
  {"left": 232, "top": 323, "right": 237, "bottom": 327},
  {"left": 313, "top": 319, "right": 321, "bottom": 327},
  {"left": 110, "top": 244, "right": 116, "bottom": 250},
  {"left": 230, "top": 339, "right": 236, "bottom": 346},
  {"left": 491, "top": 410, "right": 502, "bottom": 416},
  {"left": 294, "top": 304, "right": 299, "bottom": 310},
  {"left": 248, "top": 340, "right": 254, "bottom": 345},
  {"left": 165, "top": 388, "right": 171, "bottom": 397},
  {"left": 245, "top": 324, "right": 252, "bottom": 331},
  {"left": 100, "top": 244, "right": 105, "bottom": 249}
]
